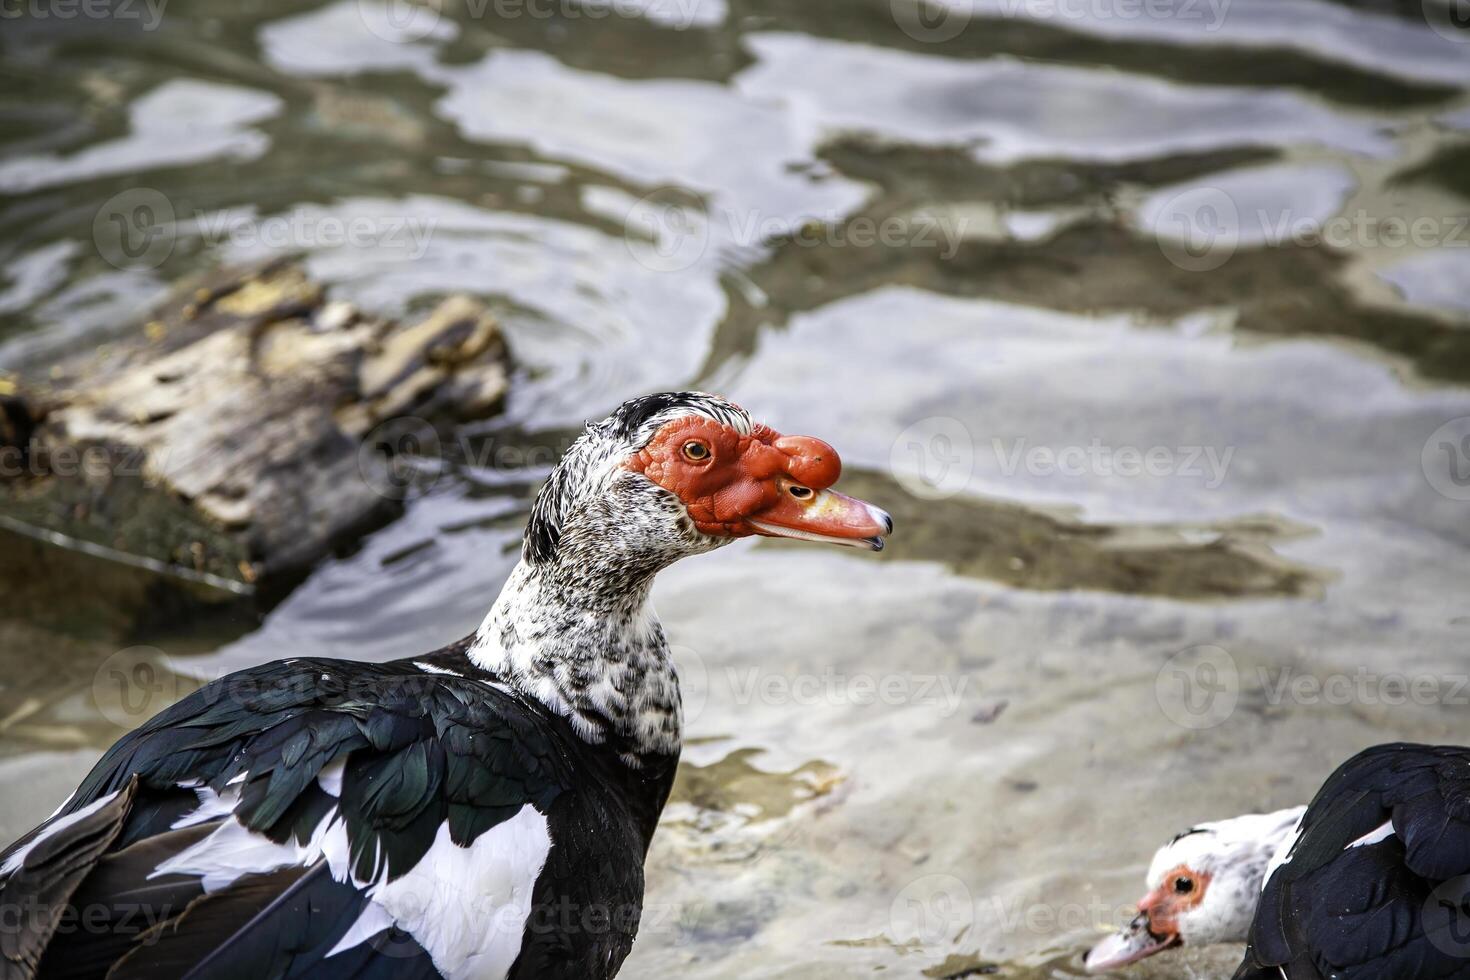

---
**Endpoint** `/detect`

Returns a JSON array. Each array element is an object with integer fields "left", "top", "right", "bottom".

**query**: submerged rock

[{"left": 0, "top": 260, "right": 509, "bottom": 603}]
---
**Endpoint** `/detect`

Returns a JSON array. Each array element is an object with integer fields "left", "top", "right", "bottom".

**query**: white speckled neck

[{"left": 471, "top": 559, "right": 682, "bottom": 763}]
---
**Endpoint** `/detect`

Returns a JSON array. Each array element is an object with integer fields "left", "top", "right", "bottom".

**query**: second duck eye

[
  {"left": 1174, "top": 876, "right": 1194, "bottom": 895},
  {"left": 682, "top": 441, "right": 711, "bottom": 462}
]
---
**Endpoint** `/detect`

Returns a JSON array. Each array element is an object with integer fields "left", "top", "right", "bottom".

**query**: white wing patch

[
  {"left": 1347, "top": 819, "right": 1395, "bottom": 850},
  {"left": 318, "top": 757, "right": 346, "bottom": 796},
  {"left": 147, "top": 767, "right": 552, "bottom": 980},
  {"left": 415, "top": 662, "right": 464, "bottom": 677},
  {"left": 1, "top": 789, "right": 123, "bottom": 876},
  {"left": 1261, "top": 811, "right": 1306, "bottom": 890},
  {"left": 172, "top": 785, "right": 243, "bottom": 830},
  {"left": 151, "top": 804, "right": 338, "bottom": 892},
  {"left": 324, "top": 805, "right": 552, "bottom": 980}
]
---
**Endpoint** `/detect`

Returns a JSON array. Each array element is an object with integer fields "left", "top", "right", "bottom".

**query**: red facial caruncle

[{"left": 624, "top": 415, "right": 891, "bottom": 550}]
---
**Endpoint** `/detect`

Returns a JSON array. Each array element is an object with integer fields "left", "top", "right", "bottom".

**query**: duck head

[
  {"left": 1084, "top": 806, "right": 1304, "bottom": 972},
  {"left": 475, "top": 392, "right": 892, "bottom": 764},
  {"left": 524, "top": 391, "right": 892, "bottom": 575}
]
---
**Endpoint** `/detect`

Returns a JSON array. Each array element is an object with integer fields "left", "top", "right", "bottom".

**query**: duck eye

[
  {"left": 681, "top": 441, "right": 710, "bottom": 462},
  {"left": 788, "top": 485, "right": 813, "bottom": 499},
  {"left": 1174, "top": 877, "right": 1194, "bottom": 895}
]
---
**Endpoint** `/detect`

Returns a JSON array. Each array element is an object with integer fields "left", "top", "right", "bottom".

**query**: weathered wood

[{"left": 0, "top": 261, "right": 510, "bottom": 602}]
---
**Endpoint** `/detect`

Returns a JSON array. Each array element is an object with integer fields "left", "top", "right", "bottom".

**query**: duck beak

[
  {"left": 1083, "top": 913, "right": 1180, "bottom": 972},
  {"left": 747, "top": 487, "right": 893, "bottom": 551}
]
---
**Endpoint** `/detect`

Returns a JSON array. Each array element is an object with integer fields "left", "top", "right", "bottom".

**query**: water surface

[{"left": 2, "top": 1, "right": 1469, "bottom": 976}]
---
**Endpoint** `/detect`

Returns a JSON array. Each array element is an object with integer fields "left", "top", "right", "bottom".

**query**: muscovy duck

[
  {"left": 0, "top": 391, "right": 892, "bottom": 980},
  {"left": 1086, "top": 743, "right": 1470, "bottom": 979}
]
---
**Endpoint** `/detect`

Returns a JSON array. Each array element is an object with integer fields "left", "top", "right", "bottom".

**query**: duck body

[
  {"left": 1236, "top": 742, "right": 1470, "bottom": 980},
  {"left": 0, "top": 392, "right": 892, "bottom": 980},
  {"left": 1, "top": 639, "right": 673, "bottom": 980}
]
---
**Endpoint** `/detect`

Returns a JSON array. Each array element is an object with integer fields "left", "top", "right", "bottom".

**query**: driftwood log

[{"left": 0, "top": 261, "right": 509, "bottom": 604}]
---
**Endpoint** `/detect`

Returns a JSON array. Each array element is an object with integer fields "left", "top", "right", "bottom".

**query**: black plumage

[
  {"left": 1235, "top": 743, "right": 1470, "bottom": 980},
  {"left": 0, "top": 641, "right": 674, "bottom": 980}
]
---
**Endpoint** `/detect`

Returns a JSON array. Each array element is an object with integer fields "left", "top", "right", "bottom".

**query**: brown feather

[
  {"left": 34, "top": 822, "right": 220, "bottom": 980},
  {"left": 104, "top": 867, "right": 308, "bottom": 980},
  {"left": 0, "top": 776, "right": 139, "bottom": 980}
]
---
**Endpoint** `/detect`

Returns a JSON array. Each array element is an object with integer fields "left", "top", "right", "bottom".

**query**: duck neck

[{"left": 468, "top": 556, "right": 682, "bottom": 766}]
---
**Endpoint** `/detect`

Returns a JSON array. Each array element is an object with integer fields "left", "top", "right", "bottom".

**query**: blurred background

[{"left": 2, "top": 1, "right": 1469, "bottom": 977}]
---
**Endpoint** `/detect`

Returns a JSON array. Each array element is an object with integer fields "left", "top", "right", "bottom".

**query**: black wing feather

[
  {"left": 0, "top": 652, "right": 577, "bottom": 979},
  {"left": 1236, "top": 743, "right": 1470, "bottom": 979},
  {"left": 176, "top": 863, "right": 439, "bottom": 980}
]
